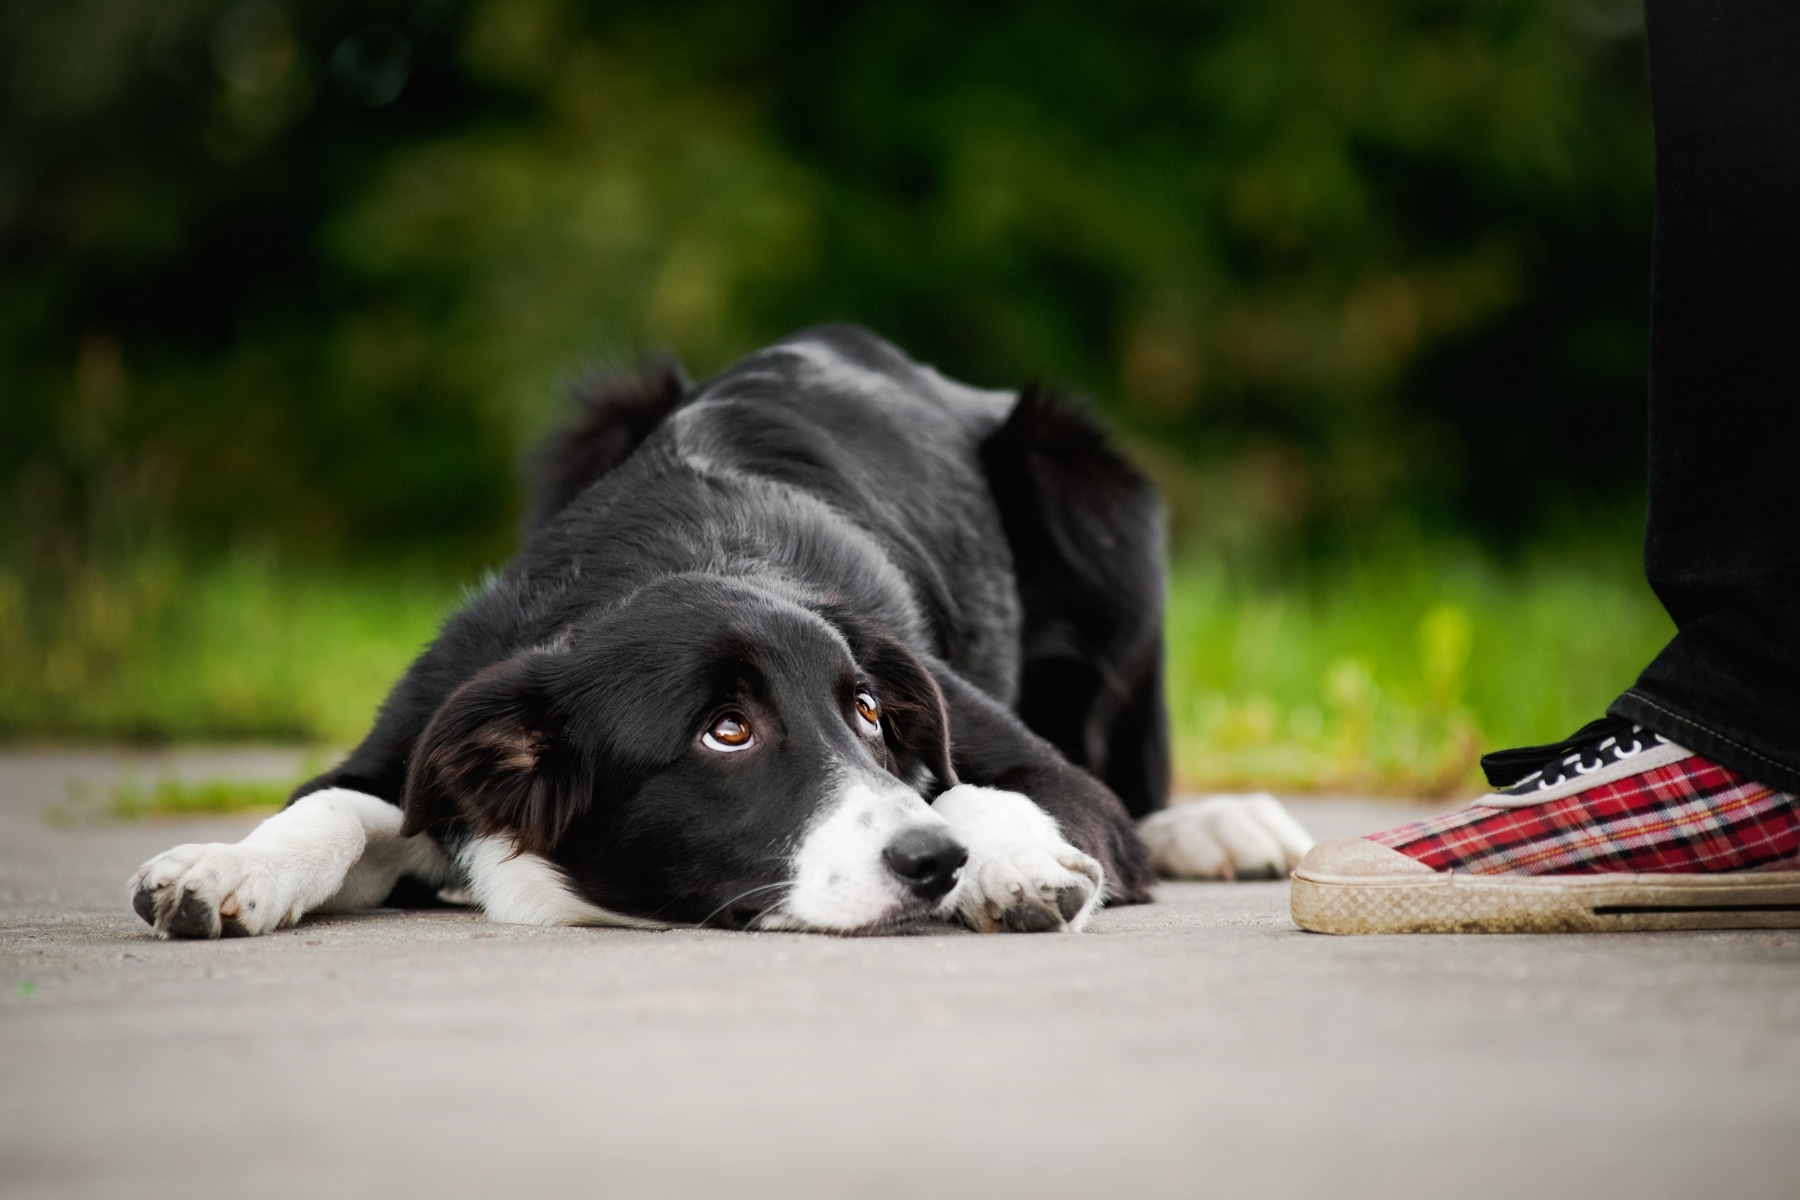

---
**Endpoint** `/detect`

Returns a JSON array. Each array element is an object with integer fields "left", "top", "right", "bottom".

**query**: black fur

[
  {"left": 980, "top": 385, "right": 1169, "bottom": 818},
  {"left": 525, "top": 358, "right": 689, "bottom": 534},
  {"left": 297, "top": 325, "right": 1168, "bottom": 924}
]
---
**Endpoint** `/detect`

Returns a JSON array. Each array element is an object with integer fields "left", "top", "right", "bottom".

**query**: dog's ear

[
  {"left": 846, "top": 624, "right": 958, "bottom": 790},
  {"left": 401, "top": 651, "right": 589, "bottom": 856}
]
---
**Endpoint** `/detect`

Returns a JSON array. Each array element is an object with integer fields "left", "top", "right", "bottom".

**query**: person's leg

[
  {"left": 1608, "top": 0, "right": 1800, "bottom": 791},
  {"left": 1290, "top": 0, "right": 1800, "bottom": 933}
]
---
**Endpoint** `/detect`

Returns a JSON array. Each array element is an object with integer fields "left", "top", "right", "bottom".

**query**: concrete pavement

[{"left": 3, "top": 748, "right": 1798, "bottom": 1199}]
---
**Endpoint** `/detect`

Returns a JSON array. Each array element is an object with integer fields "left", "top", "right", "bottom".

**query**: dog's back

[
  {"left": 527, "top": 325, "right": 1014, "bottom": 535},
  {"left": 529, "top": 325, "right": 1167, "bottom": 814}
]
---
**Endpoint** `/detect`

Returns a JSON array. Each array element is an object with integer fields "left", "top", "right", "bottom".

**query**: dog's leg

[
  {"left": 128, "top": 788, "right": 450, "bottom": 939},
  {"left": 455, "top": 834, "right": 667, "bottom": 929},
  {"left": 933, "top": 784, "right": 1105, "bottom": 933},
  {"left": 979, "top": 385, "right": 1170, "bottom": 820},
  {"left": 1137, "top": 793, "right": 1316, "bottom": 880},
  {"left": 928, "top": 662, "right": 1152, "bottom": 906},
  {"left": 919, "top": 663, "right": 1150, "bottom": 932}
]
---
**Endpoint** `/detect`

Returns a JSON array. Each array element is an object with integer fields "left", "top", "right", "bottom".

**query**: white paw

[
  {"left": 129, "top": 843, "right": 300, "bottom": 939},
  {"left": 932, "top": 784, "right": 1104, "bottom": 933},
  {"left": 1138, "top": 793, "right": 1315, "bottom": 880},
  {"left": 954, "top": 842, "right": 1104, "bottom": 933}
]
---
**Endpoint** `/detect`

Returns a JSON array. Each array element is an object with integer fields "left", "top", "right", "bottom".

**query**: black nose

[{"left": 882, "top": 826, "right": 968, "bottom": 902}]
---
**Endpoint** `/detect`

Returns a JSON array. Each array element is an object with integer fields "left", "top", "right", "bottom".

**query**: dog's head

[{"left": 401, "top": 577, "right": 967, "bottom": 931}]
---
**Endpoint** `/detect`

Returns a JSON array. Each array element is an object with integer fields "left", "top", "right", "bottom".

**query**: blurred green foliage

[
  {"left": 0, "top": 1, "right": 1666, "bottom": 784},
  {"left": 3, "top": 0, "right": 1652, "bottom": 567},
  {"left": 59, "top": 771, "right": 298, "bottom": 821},
  {"left": 0, "top": 551, "right": 450, "bottom": 741},
  {"left": 106, "top": 775, "right": 291, "bottom": 819}
]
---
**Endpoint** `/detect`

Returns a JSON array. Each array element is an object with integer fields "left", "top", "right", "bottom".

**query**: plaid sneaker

[{"left": 1291, "top": 717, "right": 1800, "bottom": 934}]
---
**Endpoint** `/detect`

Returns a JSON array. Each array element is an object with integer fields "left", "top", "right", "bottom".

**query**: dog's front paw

[
  {"left": 1138, "top": 793, "right": 1315, "bottom": 880},
  {"left": 932, "top": 785, "right": 1104, "bottom": 933},
  {"left": 129, "top": 843, "right": 298, "bottom": 939},
  {"left": 956, "top": 842, "right": 1103, "bottom": 933}
]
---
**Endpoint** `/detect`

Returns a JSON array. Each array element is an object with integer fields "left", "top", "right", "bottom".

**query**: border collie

[{"left": 129, "top": 326, "right": 1312, "bottom": 937}]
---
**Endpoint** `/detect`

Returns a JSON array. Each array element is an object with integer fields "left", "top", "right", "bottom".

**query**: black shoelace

[{"left": 1479, "top": 715, "right": 1663, "bottom": 791}]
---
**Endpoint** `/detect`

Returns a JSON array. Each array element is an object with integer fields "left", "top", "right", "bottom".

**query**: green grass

[
  {"left": 54, "top": 773, "right": 307, "bottom": 823},
  {"left": 105, "top": 777, "right": 295, "bottom": 819},
  {"left": 2, "top": 543, "right": 1674, "bottom": 798},
  {"left": 0, "top": 553, "right": 458, "bottom": 745},
  {"left": 1167, "top": 542, "right": 1673, "bottom": 796}
]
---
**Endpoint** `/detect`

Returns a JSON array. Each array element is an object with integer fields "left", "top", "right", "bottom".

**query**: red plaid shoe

[{"left": 1291, "top": 717, "right": 1800, "bottom": 933}]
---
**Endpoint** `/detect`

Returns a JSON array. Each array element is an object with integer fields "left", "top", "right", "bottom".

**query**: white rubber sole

[{"left": 1290, "top": 837, "right": 1800, "bottom": 934}]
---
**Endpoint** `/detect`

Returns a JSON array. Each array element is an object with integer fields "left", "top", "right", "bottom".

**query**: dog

[{"left": 129, "top": 325, "right": 1312, "bottom": 938}]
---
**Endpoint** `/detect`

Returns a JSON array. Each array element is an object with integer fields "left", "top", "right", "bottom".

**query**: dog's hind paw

[
  {"left": 932, "top": 785, "right": 1104, "bottom": 933},
  {"left": 129, "top": 843, "right": 298, "bottom": 939},
  {"left": 1138, "top": 793, "right": 1315, "bottom": 880}
]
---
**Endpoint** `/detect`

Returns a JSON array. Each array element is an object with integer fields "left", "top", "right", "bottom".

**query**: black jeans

[{"left": 1606, "top": 0, "right": 1800, "bottom": 793}]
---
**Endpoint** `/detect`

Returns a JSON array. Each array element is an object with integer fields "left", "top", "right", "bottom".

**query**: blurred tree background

[{"left": 0, "top": 0, "right": 1668, "bottom": 792}]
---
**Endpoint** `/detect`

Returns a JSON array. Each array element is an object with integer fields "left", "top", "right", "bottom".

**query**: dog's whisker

[
  {"left": 748, "top": 889, "right": 798, "bottom": 931},
  {"left": 700, "top": 881, "right": 791, "bottom": 929}
]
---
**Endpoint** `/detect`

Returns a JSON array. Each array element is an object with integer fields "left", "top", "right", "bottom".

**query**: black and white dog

[{"left": 130, "top": 326, "right": 1311, "bottom": 938}]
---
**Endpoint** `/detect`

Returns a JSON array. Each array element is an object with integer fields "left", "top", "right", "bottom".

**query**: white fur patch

[
  {"left": 129, "top": 788, "right": 450, "bottom": 938},
  {"left": 762, "top": 778, "right": 955, "bottom": 932},
  {"left": 458, "top": 834, "right": 668, "bottom": 928},
  {"left": 933, "top": 784, "right": 1104, "bottom": 933},
  {"left": 1137, "top": 793, "right": 1315, "bottom": 880},
  {"left": 318, "top": 821, "right": 455, "bottom": 912}
]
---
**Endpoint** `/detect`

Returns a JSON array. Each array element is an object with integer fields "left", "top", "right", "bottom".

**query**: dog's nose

[{"left": 882, "top": 826, "right": 968, "bottom": 902}]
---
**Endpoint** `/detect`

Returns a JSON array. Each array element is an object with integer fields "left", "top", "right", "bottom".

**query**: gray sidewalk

[{"left": 3, "top": 748, "right": 1797, "bottom": 1199}]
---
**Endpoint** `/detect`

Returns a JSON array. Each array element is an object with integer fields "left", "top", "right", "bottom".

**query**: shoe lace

[{"left": 1479, "top": 716, "right": 1653, "bottom": 789}]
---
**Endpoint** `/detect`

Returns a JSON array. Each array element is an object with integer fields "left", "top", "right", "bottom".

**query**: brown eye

[
  {"left": 702, "top": 713, "right": 755, "bottom": 753},
  {"left": 854, "top": 692, "right": 880, "bottom": 732}
]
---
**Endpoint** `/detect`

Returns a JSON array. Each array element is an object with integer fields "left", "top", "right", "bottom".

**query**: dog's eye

[
  {"left": 854, "top": 692, "right": 881, "bottom": 732},
  {"left": 702, "top": 713, "right": 755, "bottom": 753}
]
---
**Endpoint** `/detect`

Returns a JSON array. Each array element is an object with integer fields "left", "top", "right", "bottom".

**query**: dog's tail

[{"left": 524, "top": 358, "right": 690, "bottom": 534}]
